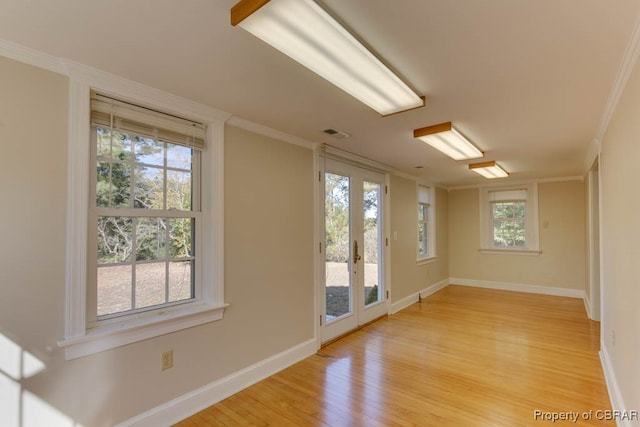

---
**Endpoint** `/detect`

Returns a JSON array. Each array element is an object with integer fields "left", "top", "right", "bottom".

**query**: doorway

[{"left": 321, "top": 159, "right": 387, "bottom": 343}]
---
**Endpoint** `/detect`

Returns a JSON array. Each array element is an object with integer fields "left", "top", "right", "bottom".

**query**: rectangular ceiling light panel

[
  {"left": 468, "top": 161, "right": 509, "bottom": 179},
  {"left": 231, "top": 0, "right": 424, "bottom": 116},
  {"left": 413, "top": 122, "right": 484, "bottom": 160}
]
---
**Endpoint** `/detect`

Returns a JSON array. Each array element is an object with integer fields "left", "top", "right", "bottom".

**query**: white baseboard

[
  {"left": 600, "top": 344, "right": 634, "bottom": 427},
  {"left": 449, "top": 278, "right": 586, "bottom": 299},
  {"left": 116, "top": 338, "right": 317, "bottom": 427},
  {"left": 390, "top": 278, "right": 449, "bottom": 314}
]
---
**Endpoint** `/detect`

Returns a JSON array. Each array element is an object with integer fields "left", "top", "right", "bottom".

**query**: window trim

[
  {"left": 479, "top": 183, "right": 540, "bottom": 254},
  {"left": 58, "top": 68, "right": 229, "bottom": 360},
  {"left": 417, "top": 184, "right": 436, "bottom": 262}
]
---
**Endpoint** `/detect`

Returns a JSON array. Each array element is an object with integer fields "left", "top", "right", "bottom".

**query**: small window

[
  {"left": 417, "top": 185, "right": 435, "bottom": 260},
  {"left": 492, "top": 201, "right": 526, "bottom": 247},
  {"left": 480, "top": 184, "right": 539, "bottom": 253}
]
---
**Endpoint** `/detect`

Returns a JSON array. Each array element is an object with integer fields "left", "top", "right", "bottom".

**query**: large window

[
  {"left": 60, "top": 80, "right": 226, "bottom": 360},
  {"left": 417, "top": 185, "right": 435, "bottom": 260},
  {"left": 480, "top": 184, "right": 539, "bottom": 253},
  {"left": 89, "top": 93, "right": 203, "bottom": 321}
]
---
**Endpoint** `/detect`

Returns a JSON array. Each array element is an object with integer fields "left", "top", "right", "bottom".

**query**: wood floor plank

[{"left": 174, "top": 286, "right": 614, "bottom": 426}]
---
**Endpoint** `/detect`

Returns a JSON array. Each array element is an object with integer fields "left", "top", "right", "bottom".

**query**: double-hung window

[
  {"left": 417, "top": 185, "right": 435, "bottom": 260},
  {"left": 60, "top": 86, "right": 226, "bottom": 360},
  {"left": 89, "top": 93, "right": 204, "bottom": 321},
  {"left": 480, "top": 183, "right": 539, "bottom": 253}
]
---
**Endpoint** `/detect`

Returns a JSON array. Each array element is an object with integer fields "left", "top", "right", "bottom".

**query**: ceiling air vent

[{"left": 322, "top": 128, "right": 350, "bottom": 139}]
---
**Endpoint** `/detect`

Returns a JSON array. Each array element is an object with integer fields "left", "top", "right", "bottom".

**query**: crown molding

[
  {"left": 0, "top": 38, "right": 66, "bottom": 74},
  {"left": 448, "top": 175, "right": 583, "bottom": 191},
  {"left": 594, "top": 13, "right": 640, "bottom": 144}
]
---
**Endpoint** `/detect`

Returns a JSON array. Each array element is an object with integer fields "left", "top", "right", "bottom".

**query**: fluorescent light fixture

[
  {"left": 468, "top": 161, "right": 509, "bottom": 179},
  {"left": 231, "top": 0, "right": 425, "bottom": 116},
  {"left": 413, "top": 122, "right": 484, "bottom": 160}
]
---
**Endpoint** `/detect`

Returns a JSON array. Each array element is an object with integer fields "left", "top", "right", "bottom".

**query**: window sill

[
  {"left": 417, "top": 256, "right": 437, "bottom": 266},
  {"left": 479, "top": 248, "right": 542, "bottom": 256},
  {"left": 58, "top": 302, "right": 228, "bottom": 360}
]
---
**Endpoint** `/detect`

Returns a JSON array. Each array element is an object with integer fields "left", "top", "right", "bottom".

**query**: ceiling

[{"left": 1, "top": 0, "right": 639, "bottom": 186}]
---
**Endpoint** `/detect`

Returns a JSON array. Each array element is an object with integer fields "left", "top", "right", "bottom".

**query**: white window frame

[
  {"left": 58, "top": 67, "right": 229, "bottom": 360},
  {"left": 417, "top": 184, "right": 436, "bottom": 262},
  {"left": 479, "top": 183, "right": 540, "bottom": 254}
]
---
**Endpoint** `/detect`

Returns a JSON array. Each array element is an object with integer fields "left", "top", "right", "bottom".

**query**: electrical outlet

[{"left": 161, "top": 350, "right": 173, "bottom": 371}]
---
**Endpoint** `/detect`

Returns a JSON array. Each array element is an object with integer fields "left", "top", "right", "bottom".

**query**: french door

[{"left": 322, "top": 159, "right": 387, "bottom": 343}]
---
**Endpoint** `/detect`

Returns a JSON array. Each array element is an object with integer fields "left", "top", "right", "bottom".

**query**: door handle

[{"left": 353, "top": 240, "right": 362, "bottom": 264}]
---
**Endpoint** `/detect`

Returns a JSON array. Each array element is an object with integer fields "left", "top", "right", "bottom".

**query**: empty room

[{"left": 1, "top": 1, "right": 639, "bottom": 426}]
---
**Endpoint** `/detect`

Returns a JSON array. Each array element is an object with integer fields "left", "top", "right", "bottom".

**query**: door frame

[
  {"left": 314, "top": 147, "right": 391, "bottom": 346},
  {"left": 587, "top": 156, "right": 601, "bottom": 321}
]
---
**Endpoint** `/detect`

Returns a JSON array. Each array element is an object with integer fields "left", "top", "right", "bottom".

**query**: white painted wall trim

[
  {"left": 449, "top": 278, "right": 586, "bottom": 299},
  {"left": 390, "top": 170, "right": 447, "bottom": 191},
  {"left": 584, "top": 138, "right": 602, "bottom": 174},
  {"left": 448, "top": 176, "right": 583, "bottom": 192},
  {"left": 390, "top": 278, "right": 449, "bottom": 314},
  {"left": 595, "top": 11, "right": 640, "bottom": 144},
  {"left": 115, "top": 338, "right": 317, "bottom": 427},
  {"left": 0, "top": 38, "right": 66, "bottom": 74},
  {"left": 583, "top": 294, "right": 593, "bottom": 321},
  {"left": 600, "top": 345, "right": 634, "bottom": 427}
]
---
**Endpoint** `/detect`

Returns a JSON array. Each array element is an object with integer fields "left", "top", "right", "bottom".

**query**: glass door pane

[
  {"left": 325, "top": 172, "right": 351, "bottom": 321},
  {"left": 363, "top": 181, "right": 382, "bottom": 307}
]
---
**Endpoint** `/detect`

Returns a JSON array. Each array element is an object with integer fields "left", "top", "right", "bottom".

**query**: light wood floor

[{"left": 176, "top": 286, "right": 613, "bottom": 426}]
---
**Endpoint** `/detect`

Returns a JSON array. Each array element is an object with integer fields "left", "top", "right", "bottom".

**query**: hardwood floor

[{"left": 176, "top": 286, "right": 613, "bottom": 426}]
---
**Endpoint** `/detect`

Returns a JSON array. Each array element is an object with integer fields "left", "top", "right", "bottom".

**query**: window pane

[
  {"left": 135, "top": 136, "right": 164, "bottom": 166},
  {"left": 492, "top": 202, "right": 526, "bottom": 247},
  {"left": 169, "top": 218, "right": 193, "bottom": 258},
  {"left": 168, "top": 260, "right": 193, "bottom": 302},
  {"left": 136, "top": 218, "right": 166, "bottom": 261},
  {"left": 96, "top": 127, "right": 111, "bottom": 158},
  {"left": 96, "top": 162, "right": 131, "bottom": 208},
  {"left": 418, "top": 223, "right": 427, "bottom": 255},
  {"left": 111, "top": 131, "right": 132, "bottom": 161},
  {"left": 96, "top": 162, "right": 111, "bottom": 208},
  {"left": 134, "top": 165, "right": 164, "bottom": 209},
  {"left": 135, "top": 262, "right": 166, "bottom": 309},
  {"left": 418, "top": 203, "right": 428, "bottom": 257},
  {"left": 167, "top": 144, "right": 192, "bottom": 170},
  {"left": 167, "top": 170, "right": 192, "bottom": 210},
  {"left": 364, "top": 181, "right": 381, "bottom": 306},
  {"left": 97, "top": 265, "right": 132, "bottom": 316},
  {"left": 97, "top": 217, "right": 133, "bottom": 264},
  {"left": 325, "top": 173, "right": 351, "bottom": 320}
]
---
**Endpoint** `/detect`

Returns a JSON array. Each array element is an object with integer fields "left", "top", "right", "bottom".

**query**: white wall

[
  {"left": 599, "top": 47, "right": 640, "bottom": 415},
  {"left": 0, "top": 56, "right": 315, "bottom": 426}
]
